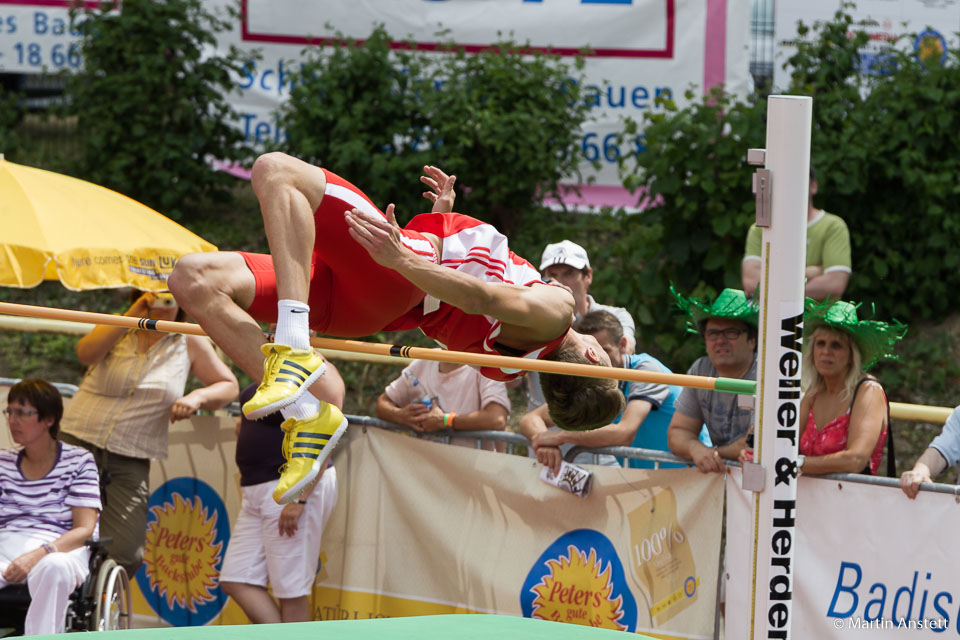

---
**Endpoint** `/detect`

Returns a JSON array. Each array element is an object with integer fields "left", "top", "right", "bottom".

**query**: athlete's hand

[
  {"left": 345, "top": 204, "right": 407, "bottom": 269},
  {"left": 421, "top": 166, "right": 456, "bottom": 213}
]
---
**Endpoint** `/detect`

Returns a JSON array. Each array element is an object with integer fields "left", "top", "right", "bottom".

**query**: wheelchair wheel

[{"left": 93, "top": 559, "right": 131, "bottom": 631}]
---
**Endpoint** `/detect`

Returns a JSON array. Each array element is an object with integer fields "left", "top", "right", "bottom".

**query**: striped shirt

[
  {"left": 386, "top": 213, "right": 567, "bottom": 382},
  {"left": 0, "top": 443, "right": 101, "bottom": 536},
  {"left": 60, "top": 331, "right": 190, "bottom": 460}
]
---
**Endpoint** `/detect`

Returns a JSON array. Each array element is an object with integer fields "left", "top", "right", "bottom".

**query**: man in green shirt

[{"left": 741, "top": 171, "right": 851, "bottom": 301}]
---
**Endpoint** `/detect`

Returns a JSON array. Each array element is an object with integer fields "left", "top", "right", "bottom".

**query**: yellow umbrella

[{"left": 0, "top": 155, "right": 217, "bottom": 291}]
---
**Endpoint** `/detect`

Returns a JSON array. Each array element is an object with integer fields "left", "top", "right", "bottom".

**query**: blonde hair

[{"left": 801, "top": 326, "right": 866, "bottom": 401}]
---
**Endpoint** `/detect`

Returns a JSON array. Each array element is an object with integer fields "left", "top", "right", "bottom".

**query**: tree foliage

[
  {"left": 276, "top": 27, "right": 432, "bottom": 225},
  {"left": 66, "top": 0, "right": 252, "bottom": 220},
  {"left": 613, "top": 88, "right": 766, "bottom": 362},
  {"left": 0, "top": 86, "right": 20, "bottom": 154},
  {"left": 787, "top": 8, "right": 960, "bottom": 321},
  {"left": 276, "top": 26, "right": 593, "bottom": 233},
  {"left": 612, "top": 6, "right": 960, "bottom": 369},
  {"left": 420, "top": 42, "right": 593, "bottom": 236}
]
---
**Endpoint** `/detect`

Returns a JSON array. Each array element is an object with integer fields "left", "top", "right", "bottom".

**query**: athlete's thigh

[
  {"left": 308, "top": 178, "right": 425, "bottom": 335},
  {"left": 206, "top": 251, "right": 259, "bottom": 311},
  {"left": 239, "top": 251, "right": 283, "bottom": 324},
  {"left": 175, "top": 250, "right": 258, "bottom": 312},
  {"left": 252, "top": 152, "right": 328, "bottom": 212}
]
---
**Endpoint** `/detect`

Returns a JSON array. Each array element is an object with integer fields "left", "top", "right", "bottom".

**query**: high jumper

[{"left": 168, "top": 153, "right": 624, "bottom": 504}]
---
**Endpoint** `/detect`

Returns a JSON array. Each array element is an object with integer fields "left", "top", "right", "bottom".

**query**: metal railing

[
  {"left": 6, "top": 380, "right": 958, "bottom": 496},
  {"left": 345, "top": 415, "right": 533, "bottom": 456},
  {"left": 566, "top": 444, "right": 693, "bottom": 469},
  {"left": 349, "top": 414, "right": 960, "bottom": 497}
]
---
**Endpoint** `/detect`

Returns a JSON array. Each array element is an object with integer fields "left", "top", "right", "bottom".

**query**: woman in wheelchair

[{"left": 0, "top": 379, "right": 102, "bottom": 636}]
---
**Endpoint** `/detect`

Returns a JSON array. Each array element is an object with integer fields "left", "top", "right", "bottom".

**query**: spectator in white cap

[
  {"left": 523, "top": 240, "right": 637, "bottom": 415},
  {"left": 539, "top": 240, "right": 636, "bottom": 353}
]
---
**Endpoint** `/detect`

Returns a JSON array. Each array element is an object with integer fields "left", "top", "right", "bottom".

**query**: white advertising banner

[
  {"left": 0, "top": 0, "right": 87, "bottom": 72},
  {"left": 1, "top": 380, "right": 723, "bottom": 635},
  {"left": 0, "top": 0, "right": 751, "bottom": 205},
  {"left": 319, "top": 427, "right": 724, "bottom": 638},
  {"left": 727, "top": 468, "right": 960, "bottom": 638},
  {"left": 773, "top": 0, "right": 960, "bottom": 90}
]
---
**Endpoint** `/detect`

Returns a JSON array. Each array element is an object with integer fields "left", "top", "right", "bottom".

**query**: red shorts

[{"left": 239, "top": 169, "right": 434, "bottom": 336}]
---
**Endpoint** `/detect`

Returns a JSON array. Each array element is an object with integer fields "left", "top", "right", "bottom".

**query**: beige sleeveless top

[{"left": 60, "top": 332, "right": 190, "bottom": 460}]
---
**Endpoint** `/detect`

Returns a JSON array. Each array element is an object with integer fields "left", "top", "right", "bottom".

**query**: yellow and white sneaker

[
  {"left": 243, "top": 343, "right": 326, "bottom": 420},
  {"left": 273, "top": 402, "right": 348, "bottom": 504}
]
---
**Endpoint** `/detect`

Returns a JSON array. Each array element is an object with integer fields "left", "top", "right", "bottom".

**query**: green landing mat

[{"left": 39, "top": 615, "right": 657, "bottom": 639}]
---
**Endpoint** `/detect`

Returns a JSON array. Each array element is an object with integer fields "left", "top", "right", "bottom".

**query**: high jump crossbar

[
  {"left": 0, "top": 301, "right": 754, "bottom": 394},
  {"left": 1, "top": 301, "right": 951, "bottom": 423}
]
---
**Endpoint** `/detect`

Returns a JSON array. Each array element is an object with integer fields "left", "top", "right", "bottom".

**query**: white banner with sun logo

[
  {"left": 15, "top": 409, "right": 721, "bottom": 633},
  {"left": 138, "top": 478, "right": 230, "bottom": 624},
  {"left": 315, "top": 428, "right": 723, "bottom": 638}
]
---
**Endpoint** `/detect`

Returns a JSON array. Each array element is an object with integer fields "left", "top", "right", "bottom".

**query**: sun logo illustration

[
  {"left": 915, "top": 29, "right": 947, "bottom": 66},
  {"left": 528, "top": 545, "right": 627, "bottom": 630},
  {"left": 143, "top": 492, "right": 223, "bottom": 613}
]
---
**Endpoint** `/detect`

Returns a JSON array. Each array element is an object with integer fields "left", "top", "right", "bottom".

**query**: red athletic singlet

[{"left": 240, "top": 170, "right": 566, "bottom": 381}]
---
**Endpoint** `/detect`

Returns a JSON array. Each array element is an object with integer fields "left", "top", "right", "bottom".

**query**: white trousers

[
  {"left": 0, "top": 529, "right": 90, "bottom": 636},
  {"left": 220, "top": 468, "right": 338, "bottom": 598}
]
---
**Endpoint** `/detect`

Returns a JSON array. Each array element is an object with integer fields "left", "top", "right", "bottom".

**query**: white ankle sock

[
  {"left": 275, "top": 299, "right": 311, "bottom": 350},
  {"left": 281, "top": 393, "right": 322, "bottom": 421}
]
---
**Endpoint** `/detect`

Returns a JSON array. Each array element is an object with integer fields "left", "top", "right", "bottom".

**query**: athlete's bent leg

[
  {"left": 243, "top": 153, "right": 330, "bottom": 417},
  {"left": 169, "top": 251, "right": 264, "bottom": 379},
  {"left": 168, "top": 251, "right": 343, "bottom": 407},
  {"left": 171, "top": 251, "right": 345, "bottom": 504},
  {"left": 252, "top": 151, "right": 322, "bottom": 349},
  {"left": 250, "top": 152, "right": 327, "bottom": 304}
]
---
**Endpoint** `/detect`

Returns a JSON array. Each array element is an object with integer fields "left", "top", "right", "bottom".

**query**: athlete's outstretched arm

[{"left": 345, "top": 205, "right": 573, "bottom": 339}]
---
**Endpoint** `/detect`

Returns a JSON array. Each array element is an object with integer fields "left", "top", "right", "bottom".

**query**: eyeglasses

[
  {"left": 3, "top": 408, "right": 39, "bottom": 419},
  {"left": 705, "top": 328, "right": 746, "bottom": 342}
]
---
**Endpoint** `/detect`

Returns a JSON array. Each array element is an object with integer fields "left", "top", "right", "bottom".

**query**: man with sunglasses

[{"left": 667, "top": 288, "right": 758, "bottom": 473}]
